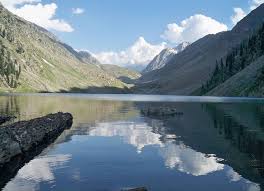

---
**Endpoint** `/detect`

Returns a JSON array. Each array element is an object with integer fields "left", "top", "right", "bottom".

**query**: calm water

[{"left": 0, "top": 94, "right": 264, "bottom": 191}]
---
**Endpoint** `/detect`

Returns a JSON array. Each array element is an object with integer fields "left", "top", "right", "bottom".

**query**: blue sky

[
  {"left": 51, "top": 0, "right": 249, "bottom": 52},
  {"left": 1, "top": 0, "right": 262, "bottom": 67}
]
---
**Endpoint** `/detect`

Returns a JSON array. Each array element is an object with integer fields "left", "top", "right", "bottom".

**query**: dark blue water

[{"left": 0, "top": 94, "right": 264, "bottom": 191}]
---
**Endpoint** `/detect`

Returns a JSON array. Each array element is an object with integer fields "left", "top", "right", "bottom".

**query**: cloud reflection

[
  {"left": 88, "top": 121, "right": 225, "bottom": 176},
  {"left": 3, "top": 154, "right": 71, "bottom": 191},
  {"left": 87, "top": 119, "right": 262, "bottom": 191},
  {"left": 89, "top": 121, "right": 163, "bottom": 153},
  {"left": 160, "top": 142, "right": 224, "bottom": 176}
]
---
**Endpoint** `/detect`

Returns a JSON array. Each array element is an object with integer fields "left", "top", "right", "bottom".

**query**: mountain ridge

[
  {"left": 142, "top": 42, "right": 190, "bottom": 74},
  {"left": 200, "top": 22, "right": 264, "bottom": 97},
  {"left": 0, "top": 3, "right": 137, "bottom": 93},
  {"left": 135, "top": 4, "right": 264, "bottom": 95}
]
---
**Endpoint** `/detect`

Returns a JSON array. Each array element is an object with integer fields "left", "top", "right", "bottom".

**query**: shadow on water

[
  {"left": 0, "top": 95, "right": 264, "bottom": 190},
  {"left": 55, "top": 86, "right": 132, "bottom": 94},
  {"left": 204, "top": 104, "right": 264, "bottom": 187},
  {"left": 137, "top": 102, "right": 264, "bottom": 189},
  {"left": 0, "top": 131, "right": 67, "bottom": 189}
]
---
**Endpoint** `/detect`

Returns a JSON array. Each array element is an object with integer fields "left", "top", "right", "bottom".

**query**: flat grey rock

[{"left": 0, "top": 112, "right": 73, "bottom": 166}]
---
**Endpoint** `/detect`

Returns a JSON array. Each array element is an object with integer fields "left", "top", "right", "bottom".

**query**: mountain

[
  {"left": 206, "top": 56, "right": 264, "bottom": 97},
  {"left": 123, "top": 64, "right": 146, "bottom": 73},
  {"left": 76, "top": 50, "right": 101, "bottom": 65},
  {"left": 142, "top": 42, "right": 190, "bottom": 74},
  {"left": 200, "top": 23, "right": 264, "bottom": 97},
  {"left": 135, "top": 4, "right": 264, "bottom": 95},
  {"left": 99, "top": 64, "right": 141, "bottom": 84},
  {"left": 75, "top": 50, "right": 141, "bottom": 84},
  {"left": 0, "top": 3, "right": 131, "bottom": 93}
]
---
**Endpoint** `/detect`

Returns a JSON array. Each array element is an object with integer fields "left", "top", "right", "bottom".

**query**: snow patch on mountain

[{"left": 143, "top": 42, "right": 190, "bottom": 73}]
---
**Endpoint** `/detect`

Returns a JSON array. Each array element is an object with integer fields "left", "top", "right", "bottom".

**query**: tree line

[
  {"left": 200, "top": 23, "right": 264, "bottom": 94},
  {"left": 0, "top": 40, "right": 21, "bottom": 88}
]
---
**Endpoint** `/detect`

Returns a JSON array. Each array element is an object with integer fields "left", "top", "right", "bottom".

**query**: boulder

[
  {"left": 0, "top": 112, "right": 73, "bottom": 166},
  {"left": 141, "top": 107, "right": 183, "bottom": 117}
]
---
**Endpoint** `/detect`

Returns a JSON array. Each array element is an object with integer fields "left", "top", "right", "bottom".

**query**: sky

[{"left": 0, "top": 0, "right": 263, "bottom": 67}]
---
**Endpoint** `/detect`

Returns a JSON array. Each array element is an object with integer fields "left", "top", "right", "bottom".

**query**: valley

[{"left": 0, "top": 2, "right": 264, "bottom": 97}]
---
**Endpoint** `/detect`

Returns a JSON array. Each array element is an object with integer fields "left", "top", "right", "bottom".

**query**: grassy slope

[
  {"left": 0, "top": 5, "right": 128, "bottom": 93},
  {"left": 206, "top": 56, "right": 264, "bottom": 97},
  {"left": 99, "top": 64, "right": 141, "bottom": 85}
]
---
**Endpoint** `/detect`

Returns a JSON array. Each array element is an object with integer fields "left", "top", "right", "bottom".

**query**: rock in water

[
  {"left": 0, "top": 116, "right": 15, "bottom": 125},
  {"left": 121, "top": 187, "right": 148, "bottom": 191},
  {"left": 141, "top": 107, "right": 183, "bottom": 117},
  {"left": 0, "top": 112, "right": 73, "bottom": 166}
]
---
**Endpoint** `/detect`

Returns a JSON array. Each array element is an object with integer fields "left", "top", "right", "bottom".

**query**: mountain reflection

[
  {"left": 1, "top": 95, "right": 264, "bottom": 190},
  {"left": 88, "top": 120, "right": 226, "bottom": 176},
  {"left": 85, "top": 118, "right": 261, "bottom": 190}
]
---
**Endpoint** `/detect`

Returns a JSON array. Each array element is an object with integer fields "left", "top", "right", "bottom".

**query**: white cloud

[
  {"left": 231, "top": 8, "right": 246, "bottom": 25},
  {"left": 0, "top": 0, "right": 40, "bottom": 8},
  {"left": 0, "top": 0, "right": 74, "bottom": 32},
  {"left": 250, "top": 0, "right": 264, "bottom": 10},
  {"left": 94, "top": 37, "right": 167, "bottom": 67},
  {"left": 230, "top": 0, "right": 264, "bottom": 26},
  {"left": 161, "top": 14, "right": 228, "bottom": 44},
  {"left": 72, "top": 8, "right": 85, "bottom": 15}
]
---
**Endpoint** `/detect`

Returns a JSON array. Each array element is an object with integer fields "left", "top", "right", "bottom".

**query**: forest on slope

[{"left": 199, "top": 23, "right": 264, "bottom": 97}]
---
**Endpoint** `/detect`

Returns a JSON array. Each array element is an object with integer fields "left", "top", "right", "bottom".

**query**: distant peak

[{"left": 142, "top": 42, "right": 189, "bottom": 74}]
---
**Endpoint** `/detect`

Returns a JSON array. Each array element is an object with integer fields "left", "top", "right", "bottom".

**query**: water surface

[{"left": 0, "top": 94, "right": 264, "bottom": 191}]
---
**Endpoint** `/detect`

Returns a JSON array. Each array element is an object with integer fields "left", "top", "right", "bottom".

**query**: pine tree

[
  {"left": 220, "top": 58, "right": 224, "bottom": 70},
  {"left": 213, "top": 61, "right": 219, "bottom": 75},
  {"left": 200, "top": 21, "right": 264, "bottom": 95}
]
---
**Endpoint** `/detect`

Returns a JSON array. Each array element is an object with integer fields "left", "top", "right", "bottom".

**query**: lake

[{"left": 0, "top": 94, "right": 264, "bottom": 191}]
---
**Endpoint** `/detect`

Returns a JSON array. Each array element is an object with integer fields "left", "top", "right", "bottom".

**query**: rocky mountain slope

[
  {"left": 142, "top": 42, "right": 189, "bottom": 74},
  {"left": 76, "top": 50, "right": 101, "bottom": 66},
  {"left": 99, "top": 64, "right": 141, "bottom": 84},
  {"left": 206, "top": 56, "right": 264, "bottom": 97},
  {"left": 135, "top": 4, "right": 264, "bottom": 95},
  {"left": 0, "top": 3, "right": 133, "bottom": 93},
  {"left": 201, "top": 23, "right": 264, "bottom": 97},
  {"left": 76, "top": 50, "right": 141, "bottom": 84}
]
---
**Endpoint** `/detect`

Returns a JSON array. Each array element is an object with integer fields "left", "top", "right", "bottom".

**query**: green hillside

[
  {"left": 135, "top": 4, "right": 264, "bottom": 96},
  {"left": 199, "top": 23, "right": 264, "bottom": 97},
  {"left": 0, "top": 4, "right": 131, "bottom": 93}
]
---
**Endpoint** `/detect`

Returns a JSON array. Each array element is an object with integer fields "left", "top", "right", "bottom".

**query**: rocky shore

[{"left": 0, "top": 112, "right": 73, "bottom": 166}]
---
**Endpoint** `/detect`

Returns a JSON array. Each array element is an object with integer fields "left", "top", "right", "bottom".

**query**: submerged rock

[
  {"left": 0, "top": 112, "right": 73, "bottom": 166},
  {"left": 141, "top": 107, "right": 183, "bottom": 117},
  {"left": 0, "top": 116, "right": 15, "bottom": 125},
  {"left": 121, "top": 187, "right": 148, "bottom": 191}
]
